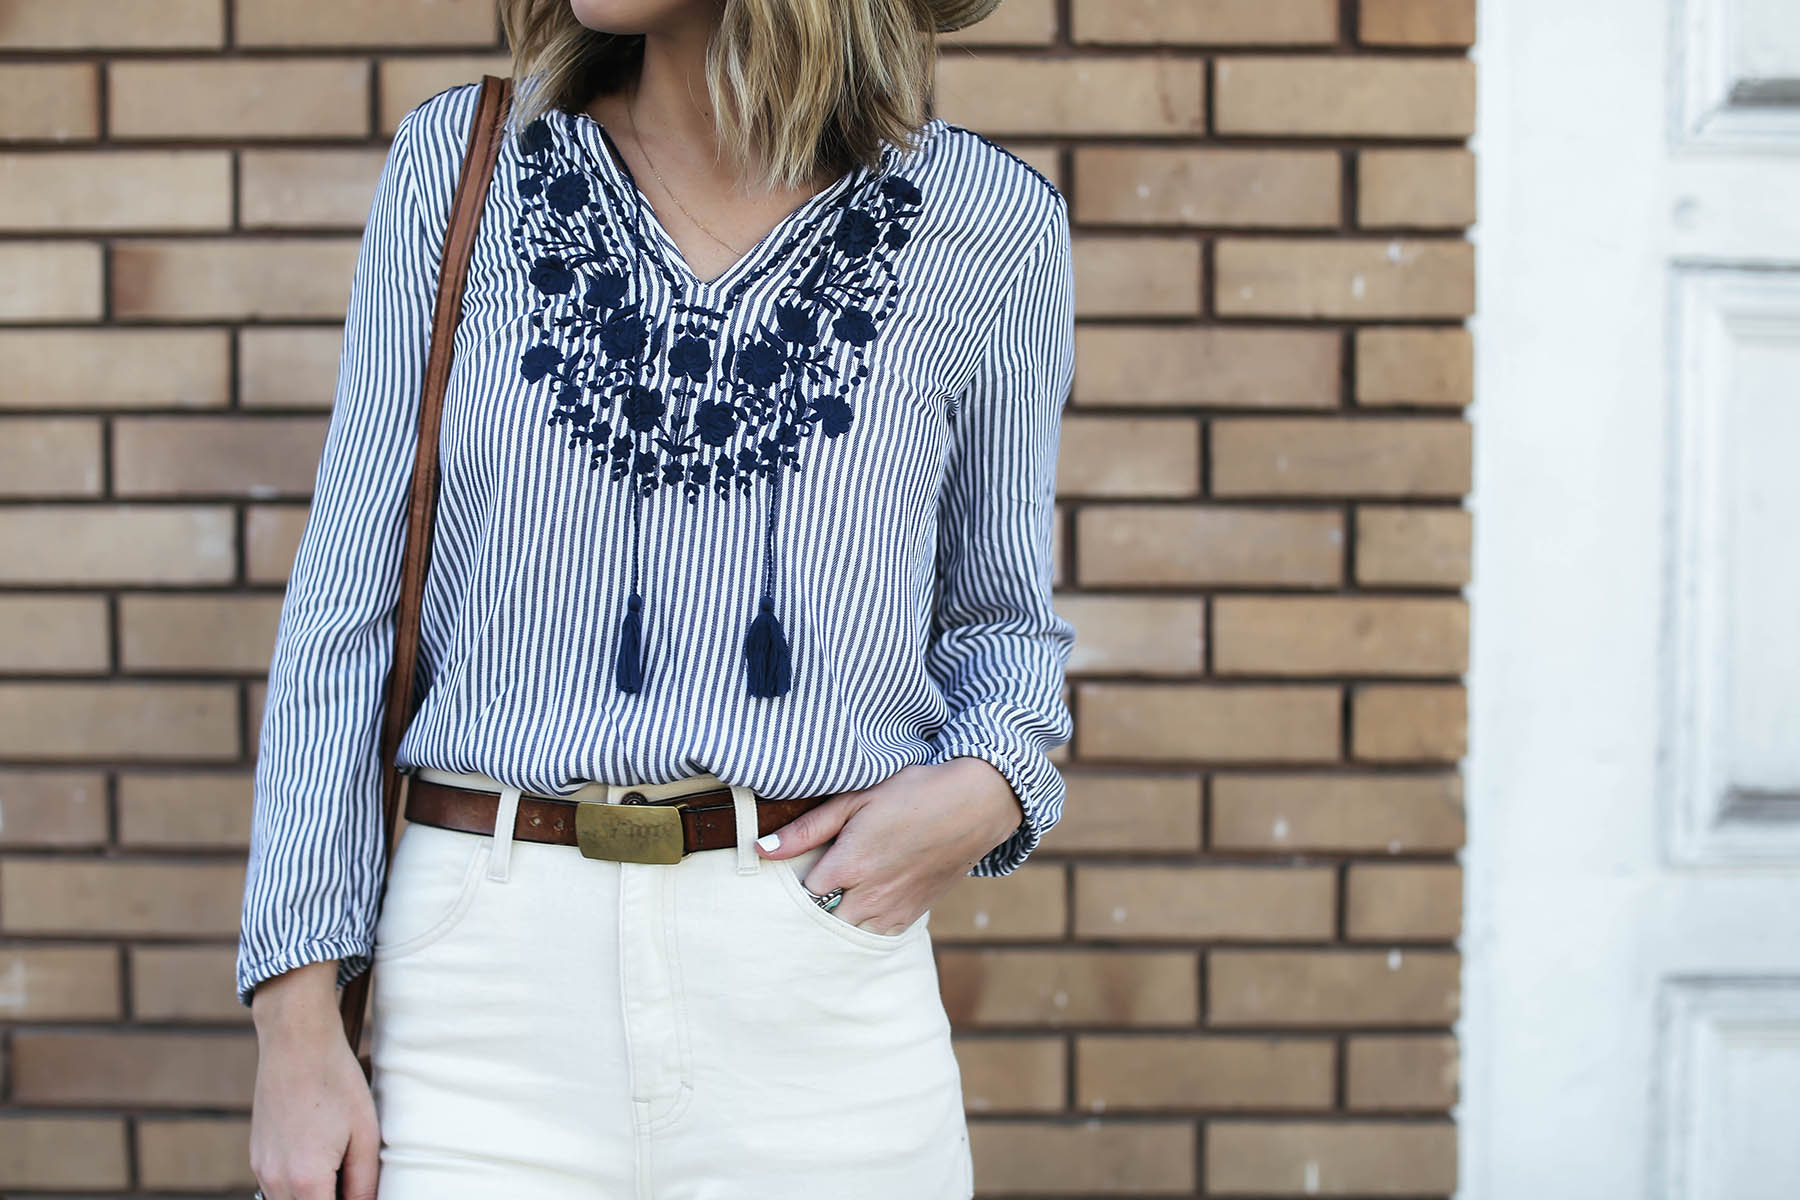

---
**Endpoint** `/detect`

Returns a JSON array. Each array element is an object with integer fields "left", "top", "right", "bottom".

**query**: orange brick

[
  {"left": 941, "top": 0, "right": 1059, "bottom": 45},
  {"left": 247, "top": 680, "right": 267, "bottom": 754},
  {"left": 1077, "top": 683, "right": 1341, "bottom": 763},
  {"left": 1210, "top": 417, "right": 1472, "bottom": 497},
  {"left": 236, "top": 0, "right": 498, "bottom": 46},
  {"left": 1360, "top": 0, "right": 1476, "bottom": 46},
  {"left": 1074, "top": 326, "right": 1341, "bottom": 409},
  {"left": 1209, "top": 949, "right": 1461, "bottom": 1026},
  {"left": 1057, "top": 416, "right": 1200, "bottom": 497},
  {"left": 246, "top": 505, "right": 311, "bottom": 582},
  {"left": 1214, "top": 596, "right": 1468, "bottom": 676},
  {"left": 0, "top": 0, "right": 221, "bottom": 48},
  {"left": 0, "top": 243, "right": 102, "bottom": 321},
  {"left": 1346, "top": 1034, "right": 1459, "bottom": 1109},
  {"left": 0, "top": 946, "right": 120, "bottom": 1020},
  {"left": 0, "top": 595, "right": 108, "bottom": 672},
  {"left": 1347, "top": 863, "right": 1461, "bottom": 941},
  {"left": 240, "top": 148, "right": 387, "bottom": 228},
  {"left": 953, "top": 1037, "right": 1066, "bottom": 1113},
  {"left": 1058, "top": 594, "right": 1205, "bottom": 675},
  {"left": 240, "top": 327, "right": 343, "bottom": 408},
  {"left": 2, "top": 857, "right": 244, "bottom": 936},
  {"left": 113, "top": 416, "right": 329, "bottom": 497},
  {"left": 117, "top": 772, "right": 253, "bottom": 847},
  {"left": 1072, "top": 0, "right": 1337, "bottom": 44},
  {"left": 0, "top": 1116, "right": 129, "bottom": 1189},
  {"left": 0, "top": 417, "right": 102, "bottom": 495},
  {"left": 130, "top": 947, "right": 247, "bottom": 1022},
  {"left": 932, "top": 865, "right": 1067, "bottom": 940},
  {"left": 1075, "top": 865, "right": 1335, "bottom": 940},
  {"left": 0, "top": 63, "right": 100, "bottom": 141},
  {"left": 1077, "top": 1034, "right": 1334, "bottom": 1110},
  {"left": 108, "top": 59, "right": 368, "bottom": 139},
  {"left": 120, "top": 595, "right": 282, "bottom": 673},
  {"left": 970, "top": 1120, "right": 1195, "bottom": 1194},
  {"left": 0, "top": 771, "right": 108, "bottom": 846},
  {"left": 935, "top": 56, "right": 1205, "bottom": 135},
  {"left": 1359, "top": 148, "right": 1477, "bottom": 228},
  {"left": 1076, "top": 235, "right": 1202, "bottom": 316},
  {"left": 939, "top": 949, "right": 1199, "bottom": 1026},
  {"left": 1353, "top": 684, "right": 1467, "bottom": 761},
  {"left": 0, "top": 506, "right": 235, "bottom": 584},
  {"left": 1076, "top": 506, "right": 1344, "bottom": 586},
  {"left": 113, "top": 239, "right": 360, "bottom": 320},
  {"left": 1215, "top": 56, "right": 1475, "bottom": 137},
  {"left": 0, "top": 329, "right": 231, "bottom": 409},
  {"left": 1215, "top": 238, "right": 1473, "bottom": 319},
  {"left": 11, "top": 1031, "right": 256, "bottom": 1106},
  {"left": 376, "top": 56, "right": 515, "bottom": 132},
  {"left": 1211, "top": 773, "right": 1465, "bottom": 853},
  {"left": 0, "top": 151, "right": 231, "bottom": 230},
  {"left": 0, "top": 684, "right": 238, "bottom": 760},
  {"left": 1355, "top": 505, "right": 1471, "bottom": 586},
  {"left": 136, "top": 1117, "right": 255, "bottom": 1189},
  {"left": 1356, "top": 327, "right": 1472, "bottom": 407},
  {"left": 1075, "top": 147, "right": 1339, "bottom": 228},
  {"left": 1052, "top": 773, "right": 1203, "bottom": 853},
  {"left": 1206, "top": 1120, "right": 1457, "bottom": 1195}
]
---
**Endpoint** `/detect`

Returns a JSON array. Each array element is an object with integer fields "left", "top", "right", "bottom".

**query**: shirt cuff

[
  {"left": 928, "top": 737, "right": 1064, "bottom": 877},
  {"left": 236, "top": 935, "right": 371, "bottom": 1009}
]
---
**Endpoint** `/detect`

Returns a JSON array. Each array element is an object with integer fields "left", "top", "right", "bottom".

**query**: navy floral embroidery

[
  {"left": 505, "top": 108, "right": 926, "bottom": 700},
  {"left": 508, "top": 113, "right": 924, "bottom": 505}
]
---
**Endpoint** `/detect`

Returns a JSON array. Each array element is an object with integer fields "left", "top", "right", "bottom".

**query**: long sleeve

[
  {"left": 235, "top": 107, "right": 440, "bottom": 1008},
  {"left": 925, "top": 199, "right": 1077, "bottom": 878}
]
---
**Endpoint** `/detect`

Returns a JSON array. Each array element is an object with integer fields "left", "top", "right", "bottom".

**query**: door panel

[{"left": 1666, "top": 272, "right": 1800, "bottom": 864}]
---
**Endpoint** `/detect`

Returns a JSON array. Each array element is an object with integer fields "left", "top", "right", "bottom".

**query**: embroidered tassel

[
  {"left": 745, "top": 595, "right": 791, "bottom": 697},
  {"left": 615, "top": 461, "right": 647, "bottom": 694},
  {"left": 745, "top": 471, "right": 792, "bottom": 697},
  {"left": 614, "top": 591, "right": 644, "bottom": 692}
]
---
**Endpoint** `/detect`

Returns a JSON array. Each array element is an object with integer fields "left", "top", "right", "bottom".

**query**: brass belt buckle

[{"left": 574, "top": 800, "right": 685, "bottom": 864}]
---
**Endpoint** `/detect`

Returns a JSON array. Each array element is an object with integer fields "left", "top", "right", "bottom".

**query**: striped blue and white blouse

[{"left": 235, "top": 77, "right": 1076, "bottom": 1007}]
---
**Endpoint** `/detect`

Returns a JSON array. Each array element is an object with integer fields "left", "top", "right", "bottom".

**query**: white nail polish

[{"left": 756, "top": 832, "right": 781, "bottom": 852}]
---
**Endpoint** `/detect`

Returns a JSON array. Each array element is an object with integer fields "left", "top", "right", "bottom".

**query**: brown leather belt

[{"left": 403, "top": 775, "right": 830, "bottom": 865}]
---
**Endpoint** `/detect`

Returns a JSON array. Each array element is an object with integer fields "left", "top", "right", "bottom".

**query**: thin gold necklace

[{"left": 623, "top": 90, "right": 746, "bottom": 258}]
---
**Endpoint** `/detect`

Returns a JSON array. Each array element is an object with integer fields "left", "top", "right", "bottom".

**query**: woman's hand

[
  {"left": 755, "top": 758, "right": 1025, "bottom": 934},
  {"left": 248, "top": 962, "right": 382, "bottom": 1200}
]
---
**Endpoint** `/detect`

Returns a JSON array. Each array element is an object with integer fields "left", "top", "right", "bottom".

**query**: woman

[{"left": 238, "top": 0, "right": 1074, "bottom": 1196}]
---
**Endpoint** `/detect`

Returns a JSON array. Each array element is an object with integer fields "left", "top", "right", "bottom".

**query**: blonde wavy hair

[{"left": 499, "top": 0, "right": 1000, "bottom": 191}]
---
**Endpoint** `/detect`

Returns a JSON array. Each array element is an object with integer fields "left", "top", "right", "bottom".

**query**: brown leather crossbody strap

[{"left": 339, "top": 73, "right": 513, "bottom": 1063}]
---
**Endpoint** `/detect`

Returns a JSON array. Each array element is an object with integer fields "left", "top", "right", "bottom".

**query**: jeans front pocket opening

[
  {"left": 769, "top": 851, "right": 929, "bottom": 954},
  {"left": 372, "top": 825, "right": 493, "bottom": 962}
]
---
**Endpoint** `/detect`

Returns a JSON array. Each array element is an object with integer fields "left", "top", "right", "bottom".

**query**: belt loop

[
  {"left": 486, "top": 784, "right": 523, "bottom": 882},
  {"left": 730, "top": 784, "right": 760, "bottom": 875}
]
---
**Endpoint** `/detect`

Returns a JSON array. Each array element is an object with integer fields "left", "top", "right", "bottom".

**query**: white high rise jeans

[{"left": 367, "top": 766, "right": 974, "bottom": 1199}]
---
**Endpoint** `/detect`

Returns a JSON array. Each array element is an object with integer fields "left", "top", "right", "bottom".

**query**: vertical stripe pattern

[{"left": 236, "top": 78, "right": 1076, "bottom": 1008}]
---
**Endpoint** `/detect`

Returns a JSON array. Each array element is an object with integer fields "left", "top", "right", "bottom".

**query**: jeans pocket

[
  {"left": 372, "top": 823, "right": 492, "bottom": 962},
  {"left": 768, "top": 844, "right": 930, "bottom": 954}
]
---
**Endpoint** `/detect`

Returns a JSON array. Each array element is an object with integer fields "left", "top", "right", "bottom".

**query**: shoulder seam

[
  {"left": 403, "top": 79, "right": 483, "bottom": 135},
  {"left": 936, "top": 121, "right": 1064, "bottom": 203}
]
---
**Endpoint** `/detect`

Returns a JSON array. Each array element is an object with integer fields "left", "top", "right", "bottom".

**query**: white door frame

[{"left": 1465, "top": 0, "right": 1800, "bottom": 1195}]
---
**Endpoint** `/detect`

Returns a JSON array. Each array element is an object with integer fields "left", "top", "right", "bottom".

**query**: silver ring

[{"left": 803, "top": 884, "right": 845, "bottom": 911}]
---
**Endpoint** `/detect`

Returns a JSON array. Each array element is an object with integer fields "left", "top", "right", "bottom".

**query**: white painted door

[{"left": 1467, "top": 0, "right": 1800, "bottom": 1196}]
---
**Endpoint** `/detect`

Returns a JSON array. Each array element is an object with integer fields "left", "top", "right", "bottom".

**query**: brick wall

[{"left": 0, "top": 1, "right": 1473, "bottom": 1195}]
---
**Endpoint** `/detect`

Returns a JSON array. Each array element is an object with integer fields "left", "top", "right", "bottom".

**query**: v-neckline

[{"left": 558, "top": 107, "right": 873, "bottom": 297}]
